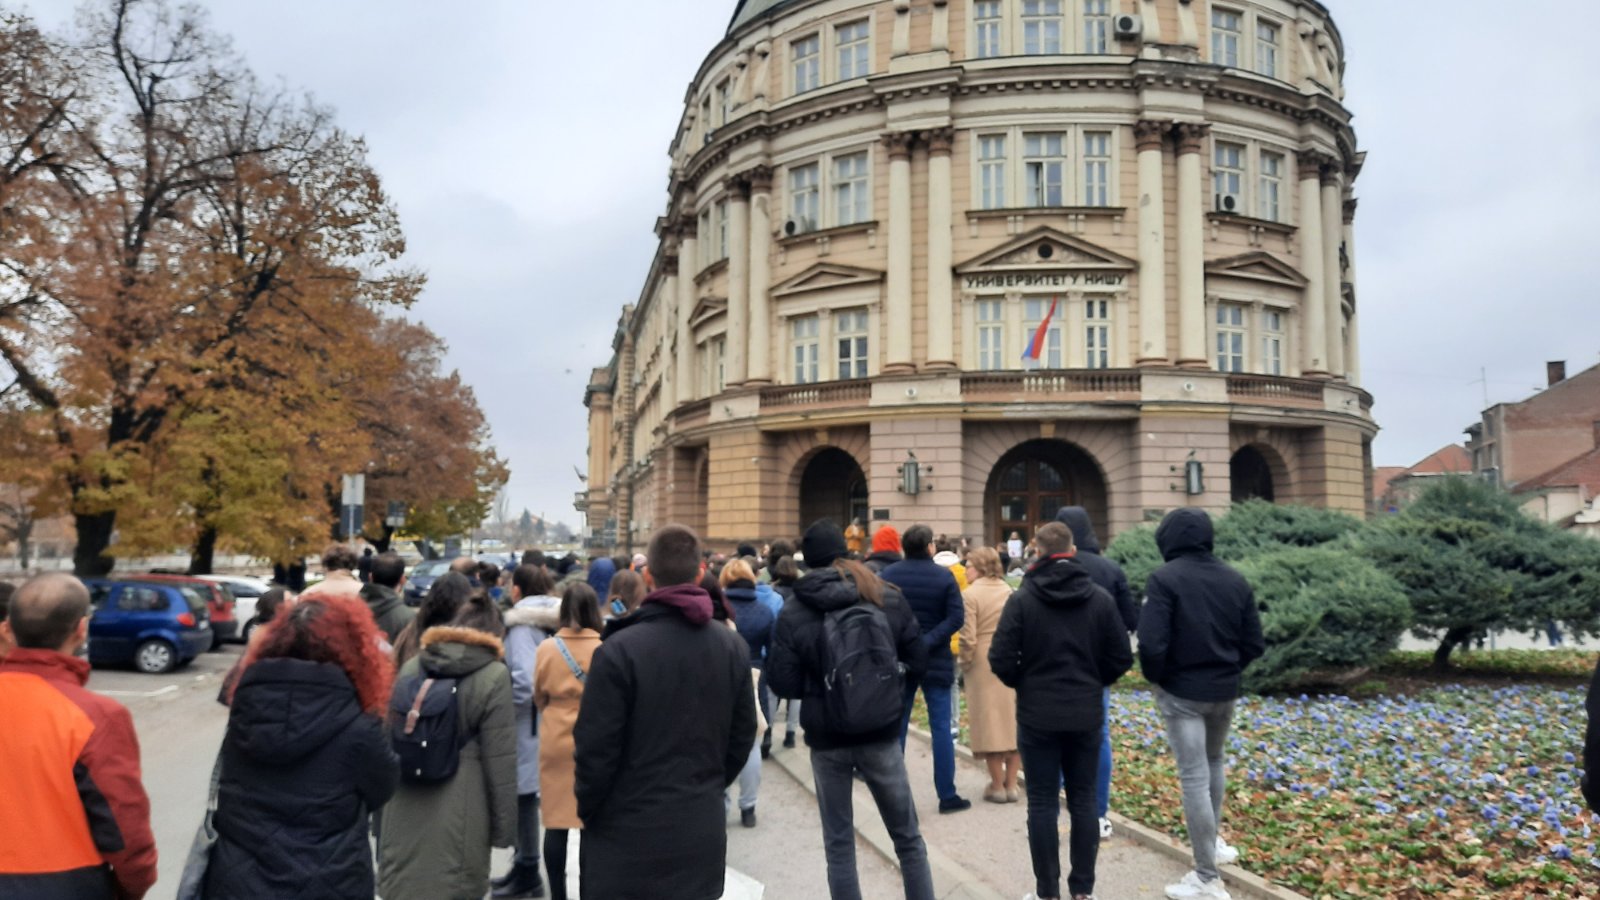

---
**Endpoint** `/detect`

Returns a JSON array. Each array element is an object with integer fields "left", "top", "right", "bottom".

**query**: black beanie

[{"left": 802, "top": 520, "right": 848, "bottom": 569}]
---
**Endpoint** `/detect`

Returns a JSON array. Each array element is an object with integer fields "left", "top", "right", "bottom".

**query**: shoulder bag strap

[{"left": 553, "top": 635, "right": 586, "bottom": 683}]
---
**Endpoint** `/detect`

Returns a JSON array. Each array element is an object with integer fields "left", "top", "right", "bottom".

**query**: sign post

[{"left": 340, "top": 474, "right": 366, "bottom": 545}]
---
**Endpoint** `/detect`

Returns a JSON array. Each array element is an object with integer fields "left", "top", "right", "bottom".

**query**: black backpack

[
  {"left": 389, "top": 670, "right": 463, "bottom": 783},
  {"left": 820, "top": 602, "right": 904, "bottom": 734}
]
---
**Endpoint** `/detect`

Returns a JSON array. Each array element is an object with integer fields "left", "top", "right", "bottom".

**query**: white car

[{"left": 196, "top": 575, "right": 275, "bottom": 642}]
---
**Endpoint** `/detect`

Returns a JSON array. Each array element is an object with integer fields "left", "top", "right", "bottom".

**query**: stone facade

[{"left": 581, "top": 0, "right": 1375, "bottom": 552}]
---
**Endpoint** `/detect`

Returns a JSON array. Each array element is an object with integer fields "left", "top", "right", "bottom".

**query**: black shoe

[
  {"left": 741, "top": 807, "right": 757, "bottom": 828},
  {"left": 783, "top": 733, "right": 796, "bottom": 749},
  {"left": 490, "top": 862, "right": 544, "bottom": 899},
  {"left": 939, "top": 795, "right": 973, "bottom": 814},
  {"left": 761, "top": 743, "right": 771, "bottom": 759},
  {"left": 490, "top": 869, "right": 515, "bottom": 890}
]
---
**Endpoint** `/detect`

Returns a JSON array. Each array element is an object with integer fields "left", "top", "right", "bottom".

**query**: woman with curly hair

[{"left": 205, "top": 593, "right": 401, "bottom": 900}]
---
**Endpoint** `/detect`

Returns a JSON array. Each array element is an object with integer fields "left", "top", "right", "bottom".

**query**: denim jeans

[
  {"left": 728, "top": 740, "right": 761, "bottom": 811},
  {"left": 810, "top": 740, "right": 935, "bottom": 900},
  {"left": 899, "top": 678, "right": 958, "bottom": 801},
  {"left": 1019, "top": 723, "right": 1101, "bottom": 899},
  {"left": 1155, "top": 688, "right": 1237, "bottom": 881},
  {"left": 785, "top": 697, "right": 802, "bottom": 732},
  {"left": 1096, "top": 687, "right": 1112, "bottom": 818}
]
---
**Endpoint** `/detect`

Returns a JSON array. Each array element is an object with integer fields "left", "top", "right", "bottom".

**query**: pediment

[
  {"left": 689, "top": 296, "right": 727, "bottom": 329},
  {"left": 772, "top": 262, "right": 885, "bottom": 298},
  {"left": 956, "top": 227, "right": 1137, "bottom": 274},
  {"left": 1205, "top": 252, "right": 1308, "bottom": 288}
]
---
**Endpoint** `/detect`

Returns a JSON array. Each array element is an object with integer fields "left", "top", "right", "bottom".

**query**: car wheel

[
  {"left": 241, "top": 618, "right": 257, "bottom": 644},
  {"left": 135, "top": 639, "right": 176, "bottom": 674}
]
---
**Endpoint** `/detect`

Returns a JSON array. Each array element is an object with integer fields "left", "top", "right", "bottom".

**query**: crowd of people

[{"left": 0, "top": 505, "right": 1596, "bottom": 900}]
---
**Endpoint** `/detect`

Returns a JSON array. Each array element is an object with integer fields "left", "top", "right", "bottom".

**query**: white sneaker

[
  {"left": 1098, "top": 816, "right": 1114, "bottom": 839},
  {"left": 1165, "top": 870, "right": 1232, "bottom": 899},
  {"left": 1215, "top": 837, "right": 1240, "bottom": 866}
]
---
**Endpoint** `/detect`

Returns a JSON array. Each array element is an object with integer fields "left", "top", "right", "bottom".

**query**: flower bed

[
  {"left": 1380, "top": 649, "right": 1599, "bottom": 680},
  {"left": 1112, "top": 685, "right": 1598, "bottom": 898}
]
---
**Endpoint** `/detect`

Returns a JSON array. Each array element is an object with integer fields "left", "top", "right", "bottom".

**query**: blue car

[
  {"left": 402, "top": 558, "right": 454, "bottom": 607},
  {"left": 85, "top": 579, "right": 215, "bottom": 674}
]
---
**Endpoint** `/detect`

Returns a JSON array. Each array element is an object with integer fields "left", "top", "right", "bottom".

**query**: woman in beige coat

[
  {"left": 533, "top": 582, "right": 605, "bottom": 900},
  {"left": 958, "top": 547, "right": 1021, "bottom": 803}
]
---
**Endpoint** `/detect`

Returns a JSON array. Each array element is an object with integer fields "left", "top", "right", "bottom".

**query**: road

[{"left": 113, "top": 644, "right": 901, "bottom": 900}]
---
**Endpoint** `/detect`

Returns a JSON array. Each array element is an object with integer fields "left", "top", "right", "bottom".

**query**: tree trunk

[
  {"left": 373, "top": 524, "right": 394, "bottom": 553},
  {"left": 15, "top": 518, "right": 33, "bottom": 571},
  {"left": 189, "top": 526, "right": 218, "bottom": 575},
  {"left": 1431, "top": 627, "right": 1476, "bottom": 672},
  {"left": 72, "top": 511, "right": 117, "bottom": 576}
]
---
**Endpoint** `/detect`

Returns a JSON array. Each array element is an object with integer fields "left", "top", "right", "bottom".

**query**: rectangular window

[
  {"left": 792, "top": 34, "right": 820, "bottom": 93},
  {"left": 1211, "top": 8, "right": 1242, "bottom": 68},
  {"left": 789, "top": 163, "right": 820, "bottom": 232},
  {"left": 832, "top": 152, "right": 869, "bottom": 226},
  {"left": 835, "top": 309, "right": 869, "bottom": 379},
  {"left": 1024, "top": 133, "right": 1067, "bottom": 207},
  {"left": 979, "top": 135, "right": 1007, "bottom": 209},
  {"left": 700, "top": 95, "right": 712, "bottom": 140},
  {"left": 1259, "top": 150, "right": 1284, "bottom": 222},
  {"left": 1082, "top": 131, "right": 1111, "bottom": 207},
  {"left": 717, "top": 80, "right": 732, "bottom": 126},
  {"left": 1213, "top": 141, "right": 1245, "bottom": 208},
  {"left": 697, "top": 209, "right": 712, "bottom": 266},
  {"left": 1083, "top": 0, "right": 1111, "bottom": 54},
  {"left": 1084, "top": 298, "right": 1111, "bottom": 369},
  {"left": 715, "top": 199, "right": 729, "bottom": 260},
  {"left": 837, "top": 20, "right": 870, "bottom": 81},
  {"left": 1261, "top": 309, "right": 1284, "bottom": 375},
  {"left": 974, "top": 0, "right": 1003, "bottom": 58},
  {"left": 1022, "top": 0, "right": 1064, "bottom": 55},
  {"left": 1023, "top": 298, "right": 1063, "bottom": 369},
  {"left": 792, "top": 316, "right": 820, "bottom": 384},
  {"left": 977, "top": 300, "right": 1005, "bottom": 371},
  {"left": 1255, "top": 19, "right": 1280, "bottom": 78},
  {"left": 704, "top": 337, "right": 727, "bottom": 395},
  {"left": 1216, "top": 303, "right": 1246, "bottom": 373}
]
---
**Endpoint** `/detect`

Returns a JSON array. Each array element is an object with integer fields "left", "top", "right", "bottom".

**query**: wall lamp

[
  {"left": 898, "top": 450, "right": 934, "bottom": 495},
  {"left": 1170, "top": 450, "right": 1205, "bottom": 496}
]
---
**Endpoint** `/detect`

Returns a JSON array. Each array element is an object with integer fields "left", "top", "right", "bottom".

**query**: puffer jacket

[
  {"left": 504, "top": 597, "right": 561, "bottom": 794},
  {"left": 207, "top": 659, "right": 398, "bottom": 900},
  {"left": 880, "top": 557, "right": 964, "bottom": 686},
  {"left": 724, "top": 580, "right": 777, "bottom": 667}
]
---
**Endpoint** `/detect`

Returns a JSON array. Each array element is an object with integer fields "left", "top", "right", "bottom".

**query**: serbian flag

[{"left": 1021, "top": 297, "right": 1059, "bottom": 363}]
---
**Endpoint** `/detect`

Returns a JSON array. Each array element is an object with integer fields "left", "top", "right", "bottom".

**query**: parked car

[
  {"left": 85, "top": 578, "right": 214, "bottom": 674},
  {"left": 196, "top": 574, "right": 273, "bottom": 642},
  {"left": 402, "top": 558, "right": 452, "bottom": 607},
  {"left": 138, "top": 574, "right": 237, "bottom": 647}
]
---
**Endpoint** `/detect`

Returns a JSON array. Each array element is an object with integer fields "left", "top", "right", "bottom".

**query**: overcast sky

[{"left": 20, "top": 1, "right": 1600, "bottom": 524}]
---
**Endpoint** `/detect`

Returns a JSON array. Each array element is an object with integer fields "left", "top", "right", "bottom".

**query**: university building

[{"left": 580, "top": 0, "right": 1374, "bottom": 551}]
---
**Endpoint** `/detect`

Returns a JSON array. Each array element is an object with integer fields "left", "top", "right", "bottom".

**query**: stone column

[
  {"left": 1135, "top": 121, "right": 1170, "bottom": 366},
  {"left": 1321, "top": 168, "right": 1345, "bottom": 380},
  {"left": 746, "top": 167, "right": 774, "bottom": 385},
  {"left": 1296, "top": 152, "right": 1327, "bottom": 377},
  {"left": 1175, "top": 123, "right": 1210, "bottom": 368},
  {"left": 884, "top": 131, "right": 916, "bottom": 374},
  {"left": 1342, "top": 198, "right": 1361, "bottom": 386},
  {"left": 676, "top": 216, "right": 698, "bottom": 402},
  {"left": 660, "top": 250, "right": 680, "bottom": 412},
  {"left": 726, "top": 177, "right": 751, "bottom": 386},
  {"left": 924, "top": 128, "right": 956, "bottom": 371}
]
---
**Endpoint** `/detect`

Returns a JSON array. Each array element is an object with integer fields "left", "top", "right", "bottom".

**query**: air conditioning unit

[
  {"left": 1113, "top": 14, "right": 1142, "bottom": 40},
  {"left": 783, "top": 217, "right": 816, "bottom": 237},
  {"left": 1214, "top": 193, "right": 1241, "bottom": 214}
]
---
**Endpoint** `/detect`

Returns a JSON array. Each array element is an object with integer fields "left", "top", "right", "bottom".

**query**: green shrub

[
  {"left": 1105, "top": 523, "right": 1161, "bottom": 595},
  {"left": 1238, "top": 546, "right": 1411, "bottom": 693},
  {"left": 1381, "top": 648, "right": 1600, "bottom": 679},
  {"left": 1214, "top": 500, "right": 1364, "bottom": 559}
]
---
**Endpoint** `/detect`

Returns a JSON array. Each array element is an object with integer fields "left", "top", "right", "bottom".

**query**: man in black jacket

[
  {"left": 1584, "top": 657, "right": 1599, "bottom": 813},
  {"left": 574, "top": 524, "right": 757, "bottom": 900},
  {"left": 1137, "top": 509, "right": 1264, "bottom": 900},
  {"left": 769, "top": 520, "right": 934, "bottom": 900},
  {"left": 989, "top": 521, "right": 1132, "bottom": 900},
  {"left": 1056, "top": 506, "right": 1137, "bottom": 841}
]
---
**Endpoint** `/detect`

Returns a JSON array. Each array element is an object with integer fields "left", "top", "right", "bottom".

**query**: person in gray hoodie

[
  {"left": 1055, "top": 507, "right": 1138, "bottom": 840},
  {"left": 492, "top": 564, "right": 562, "bottom": 898}
]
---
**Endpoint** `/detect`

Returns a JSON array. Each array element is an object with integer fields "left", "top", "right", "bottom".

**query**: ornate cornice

[
  {"left": 1174, "top": 122, "right": 1211, "bottom": 155},
  {"left": 1297, "top": 150, "right": 1333, "bottom": 181},
  {"left": 924, "top": 126, "right": 955, "bottom": 155},
  {"left": 1134, "top": 120, "right": 1169, "bottom": 152},
  {"left": 882, "top": 130, "right": 916, "bottom": 160},
  {"left": 1342, "top": 198, "right": 1358, "bottom": 225}
]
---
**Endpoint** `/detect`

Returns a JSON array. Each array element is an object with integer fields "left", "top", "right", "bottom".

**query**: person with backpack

[
  {"left": 1137, "top": 509, "right": 1264, "bottom": 900},
  {"left": 573, "top": 524, "right": 757, "bottom": 900},
  {"left": 492, "top": 565, "right": 563, "bottom": 899},
  {"left": 533, "top": 582, "right": 605, "bottom": 900},
  {"left": 723, "top": 558, "right": 777, "bottom": 769},
  {"left": 988, "top": 522, "right": 1133, "bottom": 900},
  {"left": 378, "top": 579, "right": 518, "bottom": 900},
  {"left": 206, "top": 594, "right": 400, "bottom": 900},
  {"left": 768, "top": 520, "right": 934, "bottom": 900}
]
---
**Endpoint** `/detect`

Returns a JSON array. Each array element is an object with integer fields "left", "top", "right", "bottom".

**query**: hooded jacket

[
  {"left": 377, "top": 627, "right": 518, "bottom": 900},
  {"left": 724, "top": 580, "right": 777, "bottom": 667},
  {"left": 1056, "top": 506, "right": 1139, "bottom": 631},
  {"left": 768, "top": 567, "right": 928, "bottom": 750},
  {"left": 207, "top": 659, "right": 399, "bottom": 900},
  {"left": 1136, "top": 509, "right": 1265, "bottom": 702},
  {"left": 586, "top": 557, "right": 617, "bottom": 598},
  {"left": 573, "top": 583, "right": 757, "bottom": 900},
  {"left": 504, "top": 597, "right": 561, "bottom": 794},
  {"left": 360, "top": 582, "right": 415, "bottom": 644},
  {"left": 880, "top": 556, "right": 965, "bottom": 686},
  {"left": 987, "top": 556, "right": 1132, "bottom": 732},
  {"left": 1584, "top": 657, "right": 1599, "bottom": 812}
]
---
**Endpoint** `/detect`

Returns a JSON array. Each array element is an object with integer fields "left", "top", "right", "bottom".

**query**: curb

[
  {"left": 768, "top": 744, "right": 1007, "bottom": 900},
  {"left": 907, "top": 725, "right": 1311, "bottom": 900}
]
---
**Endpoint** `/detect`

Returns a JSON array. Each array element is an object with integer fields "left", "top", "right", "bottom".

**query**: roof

[
  {"left": 1372, "top": 466, "right": 1408, "bottom": 499},
  {"left": 1406, "top": 444, "right": 1471, "bottom": 475},
  {"left": 728, "top": 0, "right": 805, "bottom": 34},
  {"left": 1516, "top": 446, "right": 1600, "bottom": 494}
]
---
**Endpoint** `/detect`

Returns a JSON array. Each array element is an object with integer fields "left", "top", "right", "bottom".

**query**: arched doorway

[
  {"left": 986, "top": 440, "right": 1108, "bottom": 547},
  {"left": 798, "top": 448, "right": 868, "bottom": 533},
  {"left": 1230, "top": 445, "right": 1277, "bottom": 503}
]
